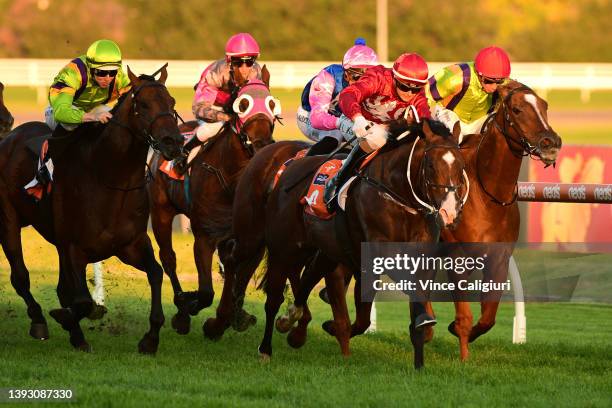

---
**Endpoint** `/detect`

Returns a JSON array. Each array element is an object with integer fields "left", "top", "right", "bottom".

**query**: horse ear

[
  {"left": 127, "top": 66, "right": 140, "bottom": 87},
  {"left": 452, "top": 121, "right": 461, "bottom": 143},
  {"left": 158, "top": 65, "right": 168, "bottom": 84},
  {"left": 422, "top": 119, "right": 434, "bottom": 141},
  {"left": 261, "top": 65, "right": 270, "bottom": 88}
]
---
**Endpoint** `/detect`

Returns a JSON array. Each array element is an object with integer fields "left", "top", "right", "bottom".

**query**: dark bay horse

[
  {"left": 439, "top": 80, "right": 562, "bottom": 361},
  {"left": 147, "top": 67, "right": 278, "bottom": 335},
  {"left": 0, "top": 67, "right": 183, "bottom": 353},
  {"left": 257, "top": 119, "right": 467, "bottom": 368},
  {"left": 202, "top": 139, "right": 311, "bottom": 340},
  {"left": 0, "top": 82, "right": 15, "bottom": 138}
]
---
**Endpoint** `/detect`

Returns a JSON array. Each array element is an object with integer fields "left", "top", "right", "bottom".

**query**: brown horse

[
  {"left": 202, "top": 139, "right": 311, "bottom": 340},
  {"left": 147, "top": 67, "right": 278, "bottom": 335},
  {"left": 0, "top": 67, "right": 183, "bottom": 353},
  {"left": 437, "top": 80, "right": 562, "bottom": 360},
  {"left": 256, "top": 119, "right": 467, "bottom": 368},
  {"left": 0, "top": 82, "right": 15, "bottom": 138}
]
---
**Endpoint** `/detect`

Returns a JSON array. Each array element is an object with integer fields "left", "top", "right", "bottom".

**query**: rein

[{"left": 475, "top": 85, "right": 537, "bottom": 206}]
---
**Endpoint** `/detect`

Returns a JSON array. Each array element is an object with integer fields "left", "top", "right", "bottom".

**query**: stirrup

[{"left": 35, "top": 166, "right": 51, "bottom": 185}]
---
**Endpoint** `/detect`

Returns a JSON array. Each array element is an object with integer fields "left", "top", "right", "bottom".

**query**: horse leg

[
  {"left": 409, "top": 301, "right": 429, "bottom": 370},
  {"left": 202, "top": 239, "right": 236, "bottom": 340},
  {"left": 276, "top": 251, "right": 328, "bottom": 334},
  {"left": 151, "top": 204, "right": 189, "bottom": 334},
  {"left": 470, "top": 301, "right": 500, "bottom": 342},
  {"left": 117, "top": 233, "right": 165, "bottom": 355},
  {"left": 229, "top": 245, "right": 264, "bottom": 332},
  {"left": 258, "top": 257, "right": 297, "bottom": 360},
  {"left": 188, "top": 232, "right": 215, "bottom": 315},
  {"left": 448, "top": 301, "right": 473, "bottom": 361},
  {"left": 284, "top": 266, "right": 312, "bottom": 349},
  {"left": 0, "top": 207, "right": 48, "bottom": 340},
  {"left": 424, "top": 301, "right": 435, "bottom": 343},
  {"left": 324, "top": 264, "right": 351, "bottom": 356},
  {"left": 49, "top": 246, "right": 92, "bottom": 351}
]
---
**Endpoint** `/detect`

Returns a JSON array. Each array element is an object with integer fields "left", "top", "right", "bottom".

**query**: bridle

[
  {"left": 109, "top": 80, "right": 180, "bottom": 153},
  {"left": 408, "top": 137, "right": 469, "bottom": 215},
  {"left": 476, "top": 84, "right": 548, "bottom": 206}
]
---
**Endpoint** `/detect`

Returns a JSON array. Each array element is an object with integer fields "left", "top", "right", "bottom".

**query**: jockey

[
  {"left": 175, "top": 32, "right": 263, "bottom": 172},
  {"left": 427, "top": 46, "right": 511, "bottom": 141},
  {"left": 297, "top": 38, "right": 379, "bottom": 147},
  {"left": 37, "top": 39, "right": 131, "bottom": 183},
  {"left": 324, "top": 53, "right": 432, "bottom": 209}
]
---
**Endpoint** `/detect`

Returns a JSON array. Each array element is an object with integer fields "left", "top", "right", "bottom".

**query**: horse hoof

[
  {"left": 29, "top": 323, "right": 49, "bottom": 340},
  {"left": 73, "top": 341, "right": 92, "bottom": 353},
  {"left": 49, "top": 308, "right": 74, "bottom": 331},
  {"left": 448, "top": 321, "right": 458, "bottom": 338},
  {"left": 202, "top": 318, "right": 224, "bottom": 341},
  {"left": 171, "top": 313, "right": 191, "bottom": 335},
  {"left": 287, "top": 328, "right": 307, "bottom": 349},
  {"left": 258, "top": 346, "right": 271, "bottom": 363},
  {"left": 232, "top": 309, "right": 257, "bottom": 332},
  {"left": 138, "top": 334, "right": 159, "bottom": 355},
  {"left": 318, "top": 287, "right": 330, "bottom": 304},
  {"left": 322, "top": 320, "right": 336, "bottom": 336},
  {"left": 415, "top": 313, "right": 437, "bottom": 329},
  {"left": 275, "top": 316, "right": 294, "bottom": 334},
  {"left": 87, "top": 304, "right": 108, "bottom": 320}
]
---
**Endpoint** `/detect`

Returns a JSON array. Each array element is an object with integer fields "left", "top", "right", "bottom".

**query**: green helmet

[{"left": 86, "top": 39, "right": 122, "bottom": 70}]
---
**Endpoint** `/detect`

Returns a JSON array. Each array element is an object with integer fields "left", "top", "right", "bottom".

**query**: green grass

[{"left": 0, "top": 229, "right": 610, "bottom": 407}]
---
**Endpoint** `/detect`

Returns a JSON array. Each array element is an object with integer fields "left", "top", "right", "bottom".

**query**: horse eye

[
  {"left": 239, "top": 99, "right": 249, "bottom": 113},
  {"left": 268, "top": 99, "right": 276, "bottom": 111},
  {"left": 140, "top": 101, "right": 150, "bottom": 110},
  {"left": 512, "top": 107, "right": 521, "bottom": 114}
]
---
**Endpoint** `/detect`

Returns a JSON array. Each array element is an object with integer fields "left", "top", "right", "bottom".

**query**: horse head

[
  {"left": 398, "top": 119, "right": 467, "bottom": 229},
  {"left": 495, "top": 81, "right": 562, "bottom": 165},
  {"left": 123, "top": 66, "right": 183, "bottom": 160},
  {"left": 229, "top": 65, "right": 278, "bottom": 151},
  {"left": 0, "top": 82, "right": 15, "bottom": 137}
]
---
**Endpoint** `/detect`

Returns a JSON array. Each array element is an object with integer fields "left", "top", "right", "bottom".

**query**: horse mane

[{"left": 386, "top": 117, "right": 453, "bottom": 148}]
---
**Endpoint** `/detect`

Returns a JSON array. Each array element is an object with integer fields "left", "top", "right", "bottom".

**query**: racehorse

[
  {"left": 254, "top": 119, "right": 467, "bottom": 369},
  {"left": 147, "top": 66, "right": 279, "bottom": 335},
  {"left": 0, "top": 66, "right": 183, "bottom": 353},
  {"left": 202, "top": 139, "right": 311, "bottom": 340},
  {"left": 440, "top": 80, "right": 562, "bottom": 361},
  {"left": 0, "top": 82, "right": 15, "bottom": 138}
]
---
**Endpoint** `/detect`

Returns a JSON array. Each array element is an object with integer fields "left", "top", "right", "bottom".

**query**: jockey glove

[
  {"left": 336, "top": 115, "right": 355, "bottom": 139},
  {"left": 352, "top": 114, "right": 372, "bottom": 138}
]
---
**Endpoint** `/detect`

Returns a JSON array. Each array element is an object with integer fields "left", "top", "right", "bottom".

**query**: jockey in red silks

[
  {"left": 176, "top": 33, "right": 263, "bottom": 172},
  {"left": 324, "top": 53, "right": 432, "bottom": 208}
]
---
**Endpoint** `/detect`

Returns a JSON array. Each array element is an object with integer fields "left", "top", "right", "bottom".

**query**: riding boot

[
  {"left": 324, "top": 143, "right": 368, "bottom": 212},
  {"left": 305, "top": 136, "right": 339, "bottom": 157},
  {"left": 174, "top": 135, "right": 203, "bottom": 175},
  {"left": 36, "top": 125, "right": 71, "bottom": 185}
]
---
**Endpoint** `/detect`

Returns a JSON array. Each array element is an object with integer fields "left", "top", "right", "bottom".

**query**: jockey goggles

[
  {"left": 344, "top": 67, "right": 366, "bottom": 82},
  {"left": 394, "top": 78, "right": 424, "bottom": 93},
  {"left": 92, "top": 68, "right": 118, "bottom": 77},
  {"left": 481, "top": 75, "right": 504, "bottom": 85},
  {"left": 230, "top": 56, "right": 256, "bottom": 68}
]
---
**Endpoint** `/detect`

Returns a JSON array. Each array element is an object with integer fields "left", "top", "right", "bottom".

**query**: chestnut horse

[
  {"left": 0, "top": 67, "right": 183, "bottom": 353},
  {"left": 440, "top": 80, "right": 562, "bottom": 360},
  {"left": 147, "top": 67, "right": 278, "bottom": 335},
  {"left": 256, "top": 119, "right": 467, "bottom": 368},
  {"left": 0, "top": 82, "right": 15, "bottom": 138}
]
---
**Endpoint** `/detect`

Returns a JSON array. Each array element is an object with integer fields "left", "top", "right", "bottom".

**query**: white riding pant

[
  {"left": 432, "top": 105, "right": 490, "bottom": 143},
  {"left": 296, "top": 106, "right": 354, "bottom": 143}
]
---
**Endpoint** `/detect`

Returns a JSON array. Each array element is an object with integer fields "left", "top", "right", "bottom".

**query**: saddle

[{"left": 300, "top": 150, "right": 380, "bottom": 220}]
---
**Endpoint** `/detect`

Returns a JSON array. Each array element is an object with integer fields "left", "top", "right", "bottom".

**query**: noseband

[{"left": 110, "top": 81, "right": 180, "bottom": 152}]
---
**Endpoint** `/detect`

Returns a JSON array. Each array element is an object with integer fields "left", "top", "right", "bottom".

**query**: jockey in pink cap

[
  {"left": 297, "top": 38, "right": 379, "bottom": 155},
  {"left": 175, "top": 33, "right": 263, "bottom": 173}
]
